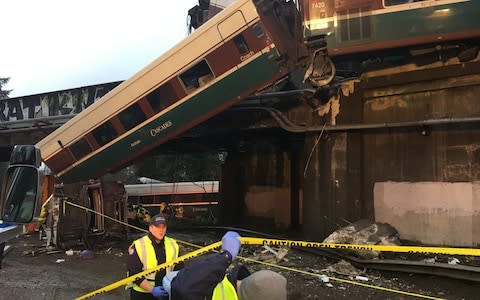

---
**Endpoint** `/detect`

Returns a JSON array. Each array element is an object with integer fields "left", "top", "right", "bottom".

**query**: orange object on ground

[{"left": 27, "top": 223, "right": 36, "bottom": 233}]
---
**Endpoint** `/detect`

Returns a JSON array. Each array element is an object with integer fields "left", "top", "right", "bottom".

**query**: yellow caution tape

[
  {"left": 238, "top": 256, "right": 445, "bottom": 300},
  {"left": 77, "top": 236, "right": 479, "bottom": 299},
  {"left": 64, "top": 199, "right": 480, "bottom": 257},
  {"left": 76, "top": 241, "right": 222, "bottom": 300},
  {"left": 66, "top": 200, "right": 476, "bottom": 300},
  {"left": 243, "top": 237, "right": 480, "bottom": 256},
  {"left": 64, "top": 200, "right": 148, "bottom": 233}
]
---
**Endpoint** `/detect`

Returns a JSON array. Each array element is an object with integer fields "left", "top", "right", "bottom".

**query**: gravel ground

[{"left": 1, "top": 230, "right": 479, "bottom": 300}]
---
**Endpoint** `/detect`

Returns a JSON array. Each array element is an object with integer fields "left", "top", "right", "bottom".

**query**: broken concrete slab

[{"left": 323, "top": 219, "right": 401, "bottom": 259}]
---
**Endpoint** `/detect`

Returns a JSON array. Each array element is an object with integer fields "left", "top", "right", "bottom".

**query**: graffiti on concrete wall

[{"left": 0, "top": 81, "right": 122, "bottom": 122}]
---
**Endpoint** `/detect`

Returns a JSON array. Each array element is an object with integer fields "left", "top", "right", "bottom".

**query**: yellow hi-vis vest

[
  {"left": 37, "top": 206, "right": 48, "bottom": 225},
  {"left": 131, "top": 235, "right": 179, "bottom": 293},
  {"left": 211, "top": 276, "right": 238, "bottom": 300}
]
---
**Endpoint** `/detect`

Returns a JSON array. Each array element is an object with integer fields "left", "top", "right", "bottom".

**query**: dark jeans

[{"left": 130, "top": 289, "right": 168, "bottom": 300}]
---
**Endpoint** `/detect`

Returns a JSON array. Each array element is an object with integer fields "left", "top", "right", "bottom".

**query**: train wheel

[{"left": 308, "top": 56, "right": 335, "bottom": 87}]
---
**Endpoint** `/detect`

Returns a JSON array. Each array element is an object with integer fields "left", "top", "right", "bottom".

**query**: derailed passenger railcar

[
  {"left": 303, "top": 0, "right": 480, "bottom": 57},
  {"left": 36, "top": 0, "right": 317, "bottom": 183},
  {"left": 55, "top": 180, "right": 127, "bottom": 249},
  {"left": 1, "top": 0, "right": 329, "bottom": 226}
]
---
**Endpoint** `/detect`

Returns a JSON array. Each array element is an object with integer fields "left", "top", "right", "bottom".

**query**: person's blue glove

[
  {"left": 221, "top": 231, "right": 241, "bottom": 260},
  {"left": 151, "top": 286, "right": 168, "bottom": 297}
]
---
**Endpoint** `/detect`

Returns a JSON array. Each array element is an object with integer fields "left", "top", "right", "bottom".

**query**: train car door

[
  {"left": 86, "top": 183, "right": 104, "bottom": 234},
  {"left": 217, "top": 10, "right": 247, "bottom": 41}
]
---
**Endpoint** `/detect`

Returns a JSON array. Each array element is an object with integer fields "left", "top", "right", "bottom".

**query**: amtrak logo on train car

[{"left": 150, "top": 120, "right": 173, "bottom": 136}]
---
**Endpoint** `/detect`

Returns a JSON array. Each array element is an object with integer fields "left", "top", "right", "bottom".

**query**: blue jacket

[{"left": 171, "top": 251, "right": 233, "bottom": 299}]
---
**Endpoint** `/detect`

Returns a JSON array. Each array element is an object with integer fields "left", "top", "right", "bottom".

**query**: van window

[{"left": 179, "top": 60, "right": 214, "bottom": 93}]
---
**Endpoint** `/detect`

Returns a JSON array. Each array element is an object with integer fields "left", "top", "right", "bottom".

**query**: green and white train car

[
  {"left": 1, "top": 0, "right": 326, "bottom": 224},
  {"left": 303, "top": 0, "right": 480, "bottom": 56},
  {"left": 36, "top": 0, "right": 310, "bottom": 183}
]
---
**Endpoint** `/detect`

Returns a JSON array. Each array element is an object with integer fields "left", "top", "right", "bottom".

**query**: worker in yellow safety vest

[
  {"left": 127, "top": 213, "right": 179, "bottom": 300},
  {"left": 162, "top": 231, "right": 288, "bottom": 300},
  {"left": 37, "top": 195, "right": 59, "bottom": 249}
]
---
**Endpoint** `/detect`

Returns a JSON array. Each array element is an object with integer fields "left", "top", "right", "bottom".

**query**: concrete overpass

[{"left": 2, "top": 56, "right": 480, "bottom": 247}]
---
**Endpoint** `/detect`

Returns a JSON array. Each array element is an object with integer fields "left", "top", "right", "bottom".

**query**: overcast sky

[{"left": 1, "top": 0, "right": 198, "bottom": 97}]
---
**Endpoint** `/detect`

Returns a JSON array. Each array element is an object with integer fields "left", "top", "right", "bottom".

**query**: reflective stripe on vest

[
  {"left": 131, "top": 235, "right": 179, "bottom": 293},
  {"left": 212, "top": 277, "right": 238, "bottom": 300}
]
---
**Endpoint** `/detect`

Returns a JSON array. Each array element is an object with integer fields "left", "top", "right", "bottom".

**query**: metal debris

[
  {"left": 318, "top": 274, "right": 329, "bottom": 282},
  {"left": 262, "top": 245, "right": 289, "bottom": 262},
  {"left": 355, "top": 275, "right": 369, "bottom": 282},
  {"left": 324, "top": 259, "right": 364, "bottom": 276},
  {"left": 448, "top": 257, "right": 460, "bottom": 265}
]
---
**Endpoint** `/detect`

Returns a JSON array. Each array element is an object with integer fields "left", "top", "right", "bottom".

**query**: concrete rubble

[{"left": 322, "top": 219, "right": 401, "bottom": 259}]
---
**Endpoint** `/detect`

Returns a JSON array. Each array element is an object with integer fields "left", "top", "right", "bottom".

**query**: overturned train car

[{"left": 51, "top": 180, "right": 127, "bottom": 249}]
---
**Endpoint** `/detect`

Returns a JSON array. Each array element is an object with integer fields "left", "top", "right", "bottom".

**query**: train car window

[
  {"left": 384, "top": 0, "right": 421, "bottom": 6},
  {"left": 69, "top": 138, "right": 92, "bottom": 160},
  {"left": 180, "top": 194, "right": 197, "bottom": 202},
  {"left": 252, "top": 23, "right": 265, "bottom": 38},
  {"left": 349, "top": 9, "right": 361, "bottom": 40},
  {"left": 118, "top": 103, "right": 146, "bottom": 131},
  {"left": 179, "top": 60, "right": 214, "bottom": 93},
  {"left": 147, "top": 82, "right": 179, "bottom": 113},
  {"left": 92, "top": 121, "right": 117, "bottom": 146},
  {"left": 233, "top": 35, "right": 250, "bottom": 55},
  {"left": 338, "top": 8, "right": 372, "bottom": 41}
]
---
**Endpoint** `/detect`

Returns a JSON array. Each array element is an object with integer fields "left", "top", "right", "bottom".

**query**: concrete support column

[
  {"left": 289, "top": 138, "right": 303, "bottom": 229},
  {"left": 302, "top": 132, "right": 363, "bottom": 240},
  {"left": 220, "top": 151, "right": 246, "bottom": 226},
  {"left": 303, "top": 132, "right": 330, "bottom": 239}
]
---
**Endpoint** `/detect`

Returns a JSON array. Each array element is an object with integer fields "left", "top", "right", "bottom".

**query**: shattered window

[
  {"left": 92, "top": 121, "right": 117, "bottom": 146},
  {"left": 69, "top": 138, "right": 92, "bottom": 161},
  {"left": 118, "top": 103, "right": 146, "bottom": 131},
  {"left": 234, "top": 34, "right": 250, "bottom": 55},
  {"left": 179, "top": 60, "right": 215, "bottom": 93},
  {"left": 147, "top": 81, "right": 179, "bottom": 113}
]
